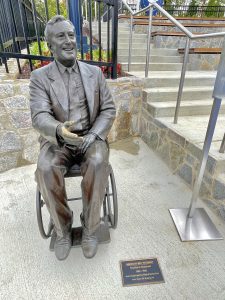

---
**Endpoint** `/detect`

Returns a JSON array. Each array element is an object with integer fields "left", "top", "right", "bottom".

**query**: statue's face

[{"left": 48, "top": 21, "right": 77, "bottom": 67}]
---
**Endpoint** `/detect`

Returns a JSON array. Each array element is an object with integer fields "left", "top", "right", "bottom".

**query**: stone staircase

[{"left": 96, "top": 21, "right": 225, "bottom": 218}]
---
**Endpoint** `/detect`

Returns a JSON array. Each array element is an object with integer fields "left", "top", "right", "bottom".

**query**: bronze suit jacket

[{"left": 29, "top": 60, "right": 116, "bottom": 148}]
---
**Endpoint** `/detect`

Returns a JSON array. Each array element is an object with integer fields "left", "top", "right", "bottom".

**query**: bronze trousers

[{"left": 35, "top": 140, "right": 110, "bottom": 237}]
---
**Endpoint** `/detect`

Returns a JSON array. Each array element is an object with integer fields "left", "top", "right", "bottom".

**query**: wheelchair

[{"left": 36, "top": 163, "right": 118, "bottom": 250}]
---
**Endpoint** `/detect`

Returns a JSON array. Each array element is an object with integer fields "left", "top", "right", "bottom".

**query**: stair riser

[
  {"left": 144, "top": 78, "right": 216, "bottom": 88},
  {"left": 118, "top": 48, "right": 178, "bottom": 56},
  {"left": 146, "top": 104, "right": 225, "bottom": 118},
  {"left": 144, "top": 90, "right": 213, "bottom": 102},
  {"left": 118, "top": 55, "right": 181, "bottom": 63},
  {"left": 122, "top": 63, "right": 182, "bottom": 71},
  {"left": 101, "top": 37, "right": 147, "bottom": 43}
]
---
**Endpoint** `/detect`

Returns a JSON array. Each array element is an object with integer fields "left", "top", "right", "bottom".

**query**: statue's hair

[{"left": 44, "top": 15, "right": 75, "bottom": 44}]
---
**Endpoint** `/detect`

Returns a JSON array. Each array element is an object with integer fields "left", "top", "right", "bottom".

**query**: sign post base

[{"left": 169, "top": 208, "right": 223, "bottom": 241}]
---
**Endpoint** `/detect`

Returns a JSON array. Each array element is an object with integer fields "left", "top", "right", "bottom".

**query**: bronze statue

[{"left": 29, "top": 15, "right": 116, "bottom": 260}]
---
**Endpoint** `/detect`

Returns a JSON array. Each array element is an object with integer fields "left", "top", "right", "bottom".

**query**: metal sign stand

[{"left": 169, "top": 38, "right": 225, "bottom": 242}]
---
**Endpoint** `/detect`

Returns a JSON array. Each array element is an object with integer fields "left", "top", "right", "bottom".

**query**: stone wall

[
  {"left": 140, "top": 106, "right": 225, "bottom": 219},
  {"left": 0, "top": 73, "right": 144, "bottom": 173}
]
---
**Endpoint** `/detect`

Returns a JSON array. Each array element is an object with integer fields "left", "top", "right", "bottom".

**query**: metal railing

[
  {"left": 0, "top": 0, "right": 119, "bottom": 79},
  {"left": 122, "top": 0, "right": 225, "bottom": 124},
  {"left": 162, "top": 5, "right": 225, "bottom": 18}
]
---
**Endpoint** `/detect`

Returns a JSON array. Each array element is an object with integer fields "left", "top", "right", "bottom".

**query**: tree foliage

[
  {"left": 35, "top": 0, "right": 67, "bottom": 20},
  {"left": 187, "top": 0, "right": 198, "bottom": 16}
]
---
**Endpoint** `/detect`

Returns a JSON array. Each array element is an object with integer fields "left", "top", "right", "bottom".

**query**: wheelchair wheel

[
  {"left": 36, "top": 187, "right": 54, "bottom": 239},
  {"left": 104, "top": 165, "right": 118, "bottom": 229}
]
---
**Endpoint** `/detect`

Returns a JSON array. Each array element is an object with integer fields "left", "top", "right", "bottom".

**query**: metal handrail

[{"left": 121, "top": 0, "right": 225, "bottom": 124}]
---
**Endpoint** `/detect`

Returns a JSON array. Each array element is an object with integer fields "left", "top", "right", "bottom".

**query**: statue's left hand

[{"left": 80, "top": 133, "right": 96, "bottom": 153}]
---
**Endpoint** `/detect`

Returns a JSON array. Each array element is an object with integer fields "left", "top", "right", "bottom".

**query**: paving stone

[
  {"left": 213, "top": 179, "right": 225, "bottom": 200},
  {"left": 22, "top": 145, "right": 39, "bottom": 163},
  {"left": 0, "top": 84, "right": 14, "bottom": 98},
  {"left": 0, "top": 131, "right": 22, "bottom": 152},
  {"left": 158, "top": 141, "right": 170, "bottom": 163},
  {"left": 14, "top": 82, "right": 30, "bottom": 96},
  {"left": 0, "top": 152, "right": 18, "bottom": 172},
  {"left": 170, "top": 142, "right": 185, "bottom": 171},
  {"left": 178, "top": 163, "right": 193, "bottom": 186},
  {"left": 132, "top": 89, "right": 141, "bottom": 97},
  {"left": 120, "top": 100, "right": 130, "bottom": 112},
  {"left": 186, "top": 154, "right": 195, "bottom": 166},
  {"left": 116, "top": 111, "right": 131, "bottom": 130},
  {"left": 148, "top": 131, "right": 159, "bottom": 150},
  {"left": 3, "top": 95, "right": 29, "bottom": 110},
  {"left": 10, "top": 111, "right": 32, "bottom": 129}
]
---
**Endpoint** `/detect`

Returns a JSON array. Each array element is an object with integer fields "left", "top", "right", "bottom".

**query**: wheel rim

[
  {"left": 36, "top": 187, "right": 53, "bottom": 239},
  {"left": 106, "top": 166, "right": 118, "bottom": 229}
]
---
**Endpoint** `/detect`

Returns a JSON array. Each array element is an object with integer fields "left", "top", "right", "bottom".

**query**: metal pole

[
  {"left": 219, "top": 133, "right": 225, "bottom": 153},
  {"left": 112, "top": 0, "right": 118, "bottom": 79},
  {"left": 145, "top": 6, "right": 153, "bottom": 78},
  {"left": 44, "top": 0, "right": 49, "bottom": 21},
  {"left": 173, "top": 37, "right": 190, "bottom": 124},
  {"left": 85, "top": 0, "right": 88, "bottom": 20},
  {"left": 128, "top": 14, "right": 133, "bottom": 72},
  {"left": 188, "top": 97, "right": 222, "bottom": 218},
  {"left": 18, "top": 0, "right": 33, "bottom": 71}
]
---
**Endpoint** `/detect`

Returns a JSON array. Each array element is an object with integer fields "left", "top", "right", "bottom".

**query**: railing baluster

[
  {"left": 174, "top": 37, "right": 190, "bottom": 124},
  {"left": 111, "top": 0, "right": 118, "bottom": 79},
  {"left": 88, "top": 0, "right": 93, "bottom": 60},
  {"left": 31, "top": 0, "right": 42, "bottom": 56},
  {"left": 98, "top": 0, "right": 101, "bottom": 62},
  {"left": 56, "top": 0, "right": 60, "bottom": 15},
  {"left": 4, "top": 0, "right": 21, "bottom": 73},
  {"left": 0, "top": 27, "right": 9, "bottom": 73},
  {"left": 145, "top": 6, "right": 153, "bottom": 78},
  {"left": 18, "top": 0, "right": 33, "bottom": 71},
  {"left": 128, "top": 14, "right": 133, "bottom": 72},
  {"left": 44, "top": 0, "right": 49, "bottom": 21},
  {"left": 107, "top": 4, "right": 110, "bottom": 78},
  {"left": 78, "top": 0, "right": 84, "bottom": 60}
]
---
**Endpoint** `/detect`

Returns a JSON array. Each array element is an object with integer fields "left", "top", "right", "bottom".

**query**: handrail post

[
  {"left": 187, "top": 97, "right": 222, "bottom": 218},
  {"left": 173, "top": 37, "right": 190, "bottom": 124},
  {"left": 128, "top": 14, "right": 133, "bottom": 72},
  {"left": 145, "top": 6, "right": 153, "bottom": 78}
]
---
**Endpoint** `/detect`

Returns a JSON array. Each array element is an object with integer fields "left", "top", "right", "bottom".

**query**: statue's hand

[
  {"left": 80, "top": 133, "right": 96, "bottom": 153},
  {"left": 58, "top": 121, "right": 83, "bottom": 146}
]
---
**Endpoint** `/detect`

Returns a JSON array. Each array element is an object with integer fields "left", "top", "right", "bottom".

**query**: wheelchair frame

[{"left": 36, "top": 164, "right": 118, "bottom": 245}]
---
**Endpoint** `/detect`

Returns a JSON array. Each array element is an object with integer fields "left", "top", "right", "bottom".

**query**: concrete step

[
  {"left": 143, "top": 86, "right": 213, "bottom": 102},
  {"left": 102, "top": 36, "right": 147, "bottom": 43},
  {"left": 118, "top": 55, "right": 181, "bottom": 63},
  {"left": 117, "top": 42, "right": 150, "bottom": 49},
  {"left": 146, "top": 99, "right": 225, "bottom": 117},
  {"left": 118, "top": 48, "right": 178, "bottom": 56},
  {"left": 127, "top": 71, "right": 216, "bottom": 88},
  {"left": 122, "top": 62, "right": 183, "bottom": 72}
]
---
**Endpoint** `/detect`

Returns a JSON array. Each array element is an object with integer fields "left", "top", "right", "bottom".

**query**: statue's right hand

[{"left": 57, "top": 121, "right": 83, "bottom": 145}]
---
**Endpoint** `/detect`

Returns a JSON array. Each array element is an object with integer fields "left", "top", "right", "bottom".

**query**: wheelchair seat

[{"left": 65, "top": 163, "right": 81, "bottom": 178}]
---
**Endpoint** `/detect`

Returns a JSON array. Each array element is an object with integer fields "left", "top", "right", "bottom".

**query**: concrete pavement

[{"left": 1, "top": 137, "right": 225, "bottom": 300}]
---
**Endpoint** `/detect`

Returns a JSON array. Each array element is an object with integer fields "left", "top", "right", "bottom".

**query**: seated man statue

[{"left": 29, "top": 15, "right": 116, "bottom": 261}]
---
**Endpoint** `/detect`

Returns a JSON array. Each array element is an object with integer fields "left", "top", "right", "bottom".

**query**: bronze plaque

[{"left": 120, "top": 258, "right": 164, "bottom": 287}]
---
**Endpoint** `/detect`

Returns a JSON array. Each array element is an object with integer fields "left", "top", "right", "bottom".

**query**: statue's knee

[
  {"left": 88, "top": 152, "right": 106, "bottom": 169},
  {"left": 36, "top": 162, "right": 53, "bottom": 178}
]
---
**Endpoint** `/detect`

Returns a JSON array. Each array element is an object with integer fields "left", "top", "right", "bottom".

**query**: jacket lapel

[
  {"left": 78, "top": 61, "right": 95, "bottom": 122},
  {"left": 47, "top": 61, "right": 69, "bottom": 118}
]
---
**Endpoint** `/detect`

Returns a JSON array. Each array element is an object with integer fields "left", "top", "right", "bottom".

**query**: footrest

[{"left": 49, "top": 223, "right": 111, "bottom": 251}]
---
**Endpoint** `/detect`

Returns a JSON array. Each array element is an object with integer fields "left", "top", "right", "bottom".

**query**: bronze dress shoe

[
  {"left": 81, "top": 228, "right": 98, "bottom": 259},
  {"left": 54, "top": 231, "right": 72, "bottom": 261}
]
